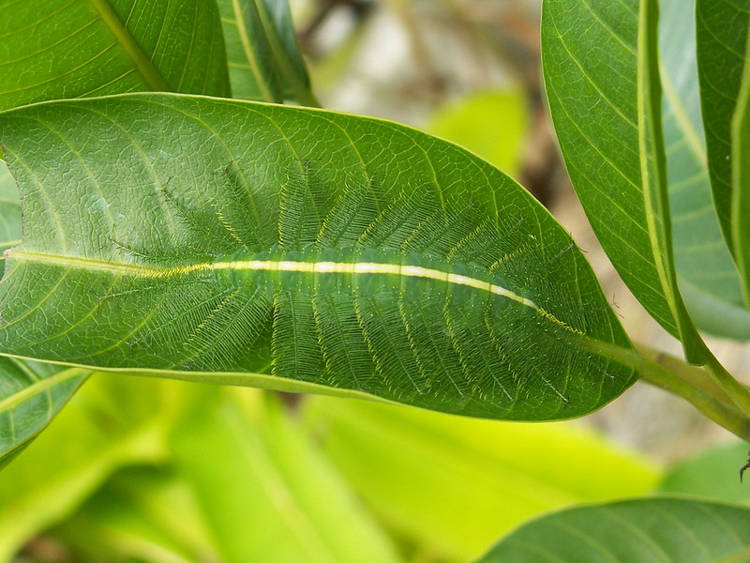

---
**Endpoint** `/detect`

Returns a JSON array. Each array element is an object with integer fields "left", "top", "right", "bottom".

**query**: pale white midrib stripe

[{"left": 8, "top": 249, "right": 539, "bottom": 310}]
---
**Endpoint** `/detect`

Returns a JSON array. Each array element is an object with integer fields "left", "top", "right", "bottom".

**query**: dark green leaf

[
  {"left": 696, "top": 0, "right": 750, "bottom": 248},
  {"left": 732, "top": 31, "right": 750, "bottom": 305},
  {"left": 0, "top": 0, "right": 230, "bottom": 111},
  {"left": 479, "top": 497, "right": 750, "bottom": 562},
  {"left": 217, "top": 0, "right": 315, "bottom": 104},
  {"left": 660, "top": 0, "right": 750, "bottom": 339},
  {"left": 0, "top": 94, "right": 636, "bottom": 420},
  {"left": 542, "top": 0, "right": 705, "bottom": 358}
]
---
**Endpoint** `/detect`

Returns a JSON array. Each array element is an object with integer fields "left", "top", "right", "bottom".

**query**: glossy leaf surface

[
  {"left": 479, "top": 497, "right": 750, "bottom": 562},
  {"left": 0, "top": 94, "right": 636, "bottom": 420},
  {"left": 303, "top": 396, "right": 659, "bottom": 561},
  {"left": 542, "top": 0, "right": 705, "bottom": 352},
  {"left": 660, "top": 0, "right": 750, "bottom": 339},
  {"left": 696, "top": 0, "right": 750, "bottom": 247},
  {"left": 0, "top": 0, "right": 230, "bottom": 111},
  {"left": 217, "top": 0, "right": 314, "bottom": 103}
]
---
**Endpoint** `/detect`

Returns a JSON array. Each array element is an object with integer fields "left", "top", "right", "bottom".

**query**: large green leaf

[
  {"left": 542, "top": 0, "right": 703, "bottom": 355},
  {"left": 732, "top": 32, "right": 750, "bottom": 304},
  {"left": 0, "top": 93, "right": 637, "bottom": 420},
  {"left": 696, "top": 0, "right": 750, "bottom": 249},
  {"left": 479, "top": 497, "right": 750, "bottom": 562},
  {"left": 0, "top": 375, "right": 175, "bottom": 561},
  {"left": 660, "top": 0, "right": 750, "bottom": 339},
  {"left": 171, "top": 390, "right": 400, "bottom": 563},
  {"left": 0, "top": 162, "right": 88, "bottom": 467},
  {"left": 0, "top": 0, "right": 230, "bottom": 111},
  {"left": 303, "top": 396, "right": 659, "bottom": 562},
  {"left": 217, "top": 0, "right": 315, "bottom": 104},
  {"left": 0, "top": 0, "right": 232, "bottom": 466}
]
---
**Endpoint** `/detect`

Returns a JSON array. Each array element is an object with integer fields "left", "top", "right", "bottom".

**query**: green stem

[{"left": 583, "top": 338, "right": 750, "bottom": 441}]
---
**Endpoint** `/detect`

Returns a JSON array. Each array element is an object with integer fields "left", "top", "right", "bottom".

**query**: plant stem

[{"left": 583, "top": 338, "right": 750, "bottom": 441}]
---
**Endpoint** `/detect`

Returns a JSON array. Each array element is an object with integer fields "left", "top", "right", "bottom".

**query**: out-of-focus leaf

[
  {"left": 478, "top": 497, "right": 750, "bottom": 562},
  {"left": 54, "top": 467, "right": 219, "bottom": 563},
  {"left": 302, "top": 396, "right": 660, "bottom": 562},
  {"left": 426, "top": 90, "right": 528, "bottom": 177},
  {"left": 0, "top": 93, "right": 637, "bottom": 421},
  {"left": 0, "top": 375, "right": 178, "bottom": 561},
  {"left": 660, "top": 0, "right": 750, "bottom": 339},
  {"left": 0, "top": 0, "right": 230, "bottom": 112},
  {"left": 542, "top": 0, "right": 705, "bottom": 357},
  {"left": 217, "top": 0, "right": 315, "bottom": 104},
  {"left": 696, "top": 0, "right": 750, "bottom": 248},
  {"left": 171, "top": 390, "right": 401, "bottom": 563},
  {"left": 659, "top": 441, "right": 750, "bottom": 504}
]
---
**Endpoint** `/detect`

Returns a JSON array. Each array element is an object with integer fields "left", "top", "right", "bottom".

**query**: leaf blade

[
  {"left": 542, "top": 0, "right": 708, "bottom": 356},
  {"left": 696, "top": 0, "right": 750, "bottom": 249},
  {"left": 0, "top": 93, "right": 637, "bottom": 420},
  {"left": 478, "top": 497, "right": 750, "bottom": 562},
  {"left": 659, "top": 0, "right": 750, "bottom": 339},
  {"left": 0, "top": 0, "right": 230, "bottom": 111}
]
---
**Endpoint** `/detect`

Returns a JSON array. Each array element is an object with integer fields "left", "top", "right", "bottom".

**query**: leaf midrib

[
  {"left": 88, "top": 0, "right": 170, "bottom": 91},
  {"left": 7, "top": 248, "right": 545, "bottom": 312}
]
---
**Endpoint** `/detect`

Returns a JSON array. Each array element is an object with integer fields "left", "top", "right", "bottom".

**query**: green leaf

[
  {"left": 0, "top": 375, "right": 174, "bottom": 561},
  {"left": 732, "top": 31, "right": 750, "bottom": 305},
  {"left": 0, "top": 161, "right": 88, "bottom": 467},
  {"left": 171, "top": 390, "right": 400, "bottom": 563},
  {"left": 0, "top": 93, "right": 637, "bottom": 420},
  {"left": 542, "top": 0, "right": 704, "bottom": 358},
  {"left": 478, "top": 497, "right": 750, "bottom": 562},
  {"left": 660, "top": 0, "right": 750, "bottom": 339},
  {"left": 0, "top": 0, "right": 230, "bottom": 112},
  {"left": 303, "top": 396, "right": 660, "bottom": 562},
  {"left": 54, "top": 467, "right": 220, "bottom": 563},
  {"left": 0, "top": 0, "right": 232, "bottom": 465},
  {"left": 659, "top": 441, "right": 750, "bottom": 504},
  {"left": 217, "top": 0, "right": 315, "bottom": 104},
  {"left": 696, "top": 0, "right": 750, "bottom": 249},
  {"left": 0, "top": 358, "right": 86, "bottom": 469},
  {"left": 426, "top": 90, "right": 529, "bottom": 178}
]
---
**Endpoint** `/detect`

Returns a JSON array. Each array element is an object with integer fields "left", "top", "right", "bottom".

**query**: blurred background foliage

[{"left": 3, "top": 0, "right": 749, "bottom": 561}]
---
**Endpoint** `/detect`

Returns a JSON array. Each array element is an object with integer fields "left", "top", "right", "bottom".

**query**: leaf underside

[
  {"left": 0, "top": 94, "right": 636, "bottom": 421},
  {"left": 0, "top": 0, "right": 230, "bottom": 465},
  {"left": 696, "top": 0, "right": 750, "bottom": 250},
  {"left": 0, "top": 0, "right": 230, "bottom": 112},
  {"left": 479, "top": 497, "right": 750, "bottom": 562},
  {"left": 542, "top": 0, "right": 750, "bottom": 343}
]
